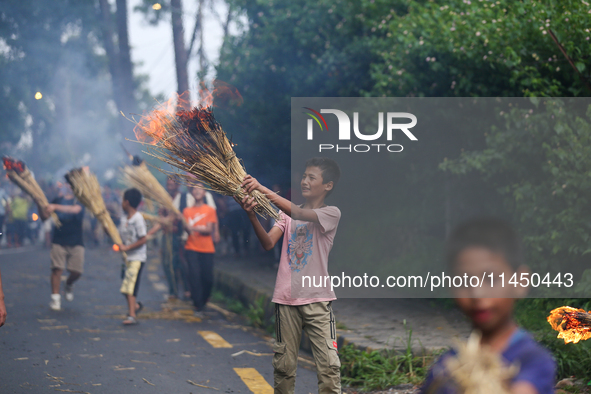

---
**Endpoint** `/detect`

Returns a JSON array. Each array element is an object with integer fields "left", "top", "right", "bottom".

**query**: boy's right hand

[{"left": 234, "top": 195, "right": 258, "bottom": 216}]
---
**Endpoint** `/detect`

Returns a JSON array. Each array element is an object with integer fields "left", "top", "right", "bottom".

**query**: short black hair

[
  {"left": 123, "top": 188, "right": 142, "bottom": 209},
  {"left": 305, "top": 157, "right": 341, "bottom": 197},
  {"left": 446, "top": 217, "right": 523, "bottom": 271}
]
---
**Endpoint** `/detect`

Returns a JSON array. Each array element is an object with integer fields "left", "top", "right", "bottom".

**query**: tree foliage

[
  {"left": 215, "top": 0, "right": 385, "bottom": 180},
  {"left": 370, "top": 0, "right": 591, "bottom": 98}
]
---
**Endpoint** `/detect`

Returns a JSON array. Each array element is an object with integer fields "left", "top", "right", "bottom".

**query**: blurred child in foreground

[{"left": 420, "top": 218, "right": 556, "bottom": 394}]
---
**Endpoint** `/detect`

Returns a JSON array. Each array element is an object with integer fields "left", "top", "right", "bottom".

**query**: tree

[
  {"left": 0, "top": 0, "right": 145, "bottom": 178},
  {"left": 136, "top": 0, "right": 217, "bottom": 101},
  {"left": 99, "top": 0, "right": 137, "bottom": 131},
  {"left": 370, "top": 0, "right": 591, "bottom": 98},
  {"left": 215, "top": 0, "right": 382, "bottom": 179},
  {"left": 368, "top": 0, "right": 591, "bottom": 270}
]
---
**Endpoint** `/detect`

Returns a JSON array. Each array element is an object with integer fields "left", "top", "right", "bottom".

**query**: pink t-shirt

[{"left": 272, "top": 206, "right": 341, "bottom": 305}]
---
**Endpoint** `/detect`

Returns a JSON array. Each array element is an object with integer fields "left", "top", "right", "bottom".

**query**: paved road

[{"left": 0, "top": 247, "right": 318, "bottom": 393}]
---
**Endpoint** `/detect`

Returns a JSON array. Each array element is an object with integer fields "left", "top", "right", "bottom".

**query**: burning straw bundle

[
  {"left": 121, "top": 156, "right": 179, "bottom": 216},
  {"left": 2, "top": 157, "right": 60, "bottom": 226},
  {"left": 431, "top": 332, "right": 517, "bottom": 394},
  {"left": 65, "top": 167, "right": 126, "bottom": 262},
  {"left": 547, "top": 306, "right": 591, "bottom": 344},
  {"left": 133, "top": 103, "right": 279, "bottom": 220}
]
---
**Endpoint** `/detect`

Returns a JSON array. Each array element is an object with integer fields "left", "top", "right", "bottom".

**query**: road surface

[{"left": 0, "top": 247, "right": 318, "bottom": 393}]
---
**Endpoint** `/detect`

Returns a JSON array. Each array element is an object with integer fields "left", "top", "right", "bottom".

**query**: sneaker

[
  {"left": 65, "top": 284, "right": 74, "bottom": 302},
  {"left": 49, "top": 294, "right": 61, "bottom": 311}
]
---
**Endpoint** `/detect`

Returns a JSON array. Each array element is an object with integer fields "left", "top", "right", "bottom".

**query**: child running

[
  {"left": 117, "top": 188, "right": 150, "bottom": 326},
  {"left": 238, "top": 157, "right": 342, "bottom": 394},
  {"left": 420, "top": 218, "right": 556, "bottom": 394}
]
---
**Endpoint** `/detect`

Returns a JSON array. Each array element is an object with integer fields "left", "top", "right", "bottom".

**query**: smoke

[{"left": 13, "top": 43, "right": 130, "bottom": 184}]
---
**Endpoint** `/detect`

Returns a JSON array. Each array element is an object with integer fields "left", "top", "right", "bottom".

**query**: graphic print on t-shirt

[
  {"left": 188, "top": 213, "right": 207, "bottom": 227},
  {"left": 288, "top": 223, "right": 313, "bottom": 272}
]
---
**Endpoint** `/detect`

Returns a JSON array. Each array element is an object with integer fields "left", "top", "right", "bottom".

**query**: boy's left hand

[{"left": 241, "top": 175, "right": 263, "bottom": 194}]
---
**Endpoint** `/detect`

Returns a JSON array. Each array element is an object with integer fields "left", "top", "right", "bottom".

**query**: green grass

[
  {"left": 210, "top": 290, "right": 246, "bottom": 314},
  {"left": 210, "top": 291, "right": 275, "bottom": 334},
  {"left": 339, "top": 324, "right": 440, "bottom": 391}
]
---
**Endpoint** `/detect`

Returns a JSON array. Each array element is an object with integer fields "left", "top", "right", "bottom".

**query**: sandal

[{"left": 122, "top": 315, "right": 139, "bottom": 325}]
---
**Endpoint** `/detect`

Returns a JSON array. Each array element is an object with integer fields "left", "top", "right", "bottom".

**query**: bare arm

[
  {"left": 147, "top": 223, "right": 161, "bottom": 237},
  {"left": 213, "top": 221, "right": 220, "bottom": 243},
  {"left": 118, "top": 235, "right": 147, "bottom": 253},
  {"left": 241, "top": 175, "right": 320, "bottom": 224},
  {"left": 238, "top": 197, "right": 284, "bottom": 251},
  {"left": 0, "top": 269, "right": 6, "bottom": 327},
  {"left": 47, "top": 203, "right": 82, "bottom": 215}
]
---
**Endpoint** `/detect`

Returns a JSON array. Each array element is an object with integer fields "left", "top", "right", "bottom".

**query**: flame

[
  {"left": 199, "top": 80, "right": 243, "bottom": 109},
  {"left": 2, "top": 157, "right": 25, "bottom": 173},
  {"left": 547, "top": 306, "right": 591, "bottom": 344},
  {"left": 133, "top": 80, "right": 242, "bottom": 145},
  {"left": 112, "top": 244, "right": 120, "bottom": 252},
  {"left": 152, "top": 3, "right": 161, "bottom": 10},
  {"left": 35, "top": 92, "right": 42, "bottom": 100},
  {"left": 32, "top": 213, "right": 39, "bottom": 221}
]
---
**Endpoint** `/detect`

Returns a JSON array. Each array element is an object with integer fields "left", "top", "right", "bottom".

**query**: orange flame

[
  {"left": 2, "top": 157, "right": 25, "bottom": 173},
  {"left": 133, "top": 80, "right": 242, "bottom": 145},
  {"left": 547, "top": 306, "right": 591, "bottom": 344},
  {"left": 112, "top": 244, "right": 120, "bottom": 252},
  {"left": 32, "top": 213, "right": 39, "bottom": 221}
]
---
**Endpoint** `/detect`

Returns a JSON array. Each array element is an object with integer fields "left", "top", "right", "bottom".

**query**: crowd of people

[
  {"left": 0, "top": 180, "right": 44, "bottom": 248},
  {"left": 0, "top": 156, "right": 559, "bottom": 394},
  {"left": 0, "top": 173, "right": 282, "bottom": 321}
]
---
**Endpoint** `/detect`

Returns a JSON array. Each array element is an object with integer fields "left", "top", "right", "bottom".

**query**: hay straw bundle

[
  {"left": 133, "top": 103, "right": 279, "bottom": 220},
  {"left": 141, "top": 212, "right": 173, "bottom": 228},
  {"left": 121, "top": 156, "right": 179, "bottom": 215},
  {"left": 2, "top": 157, "right": 60, "bottom": 226},
  {"left": 65, "top": 167, "right": 126, "bottom": 262},
  {"left": 435, "top": 331, "right": 517, "bottom": 394}
]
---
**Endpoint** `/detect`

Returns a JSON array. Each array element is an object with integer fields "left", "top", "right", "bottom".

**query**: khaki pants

[
  {"left": 273, "top": 301, "right": 341, "bottom": 394},
  {"left": 50, "top": 244, "right": 85, "bottom": 273}
]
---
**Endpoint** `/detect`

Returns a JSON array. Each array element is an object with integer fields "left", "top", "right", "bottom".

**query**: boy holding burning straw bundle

[
  {"left": 420, "top": 218, "right": 555, "bottom": 394},
  {"left": 238, "top": 157, "right": 342, "bottom": 394}
]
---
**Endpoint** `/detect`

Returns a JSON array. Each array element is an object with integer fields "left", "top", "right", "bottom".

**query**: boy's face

[
  {"left": 166, "top": 178, "right": 179, "bottom": 195},
  {"left": 191, "top": 185, "right": 205, "bottom": 201},
  {"left": 301, "top": 166, "right": 332, "bottom": 199},
  {"left": 121, "top": 199, "right": 130, "bottom": 211},
  {"left": 453, "top": 247, "right": 523, "bottom": 334}
]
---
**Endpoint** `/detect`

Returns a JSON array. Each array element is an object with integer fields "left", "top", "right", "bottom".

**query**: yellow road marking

[
  {"left": 234, "top": 368, "right": 273, "bottom": 393},
  {"left": 198, "top": 331, "right": 233, "bottom": 348}
]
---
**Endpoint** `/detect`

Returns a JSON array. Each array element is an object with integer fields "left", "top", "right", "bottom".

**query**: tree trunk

[
  {"left": 197, "top": 0, "right": 206, "bottom": 76},
  {"left": 170, "top": 0, "right": 190, "bottom": 106},
  {"left": 115, "top": 0, "right": 136, "bottom": 116},
  {"left": 98, "top": 0, "right": 122, "bottom": 116}
]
